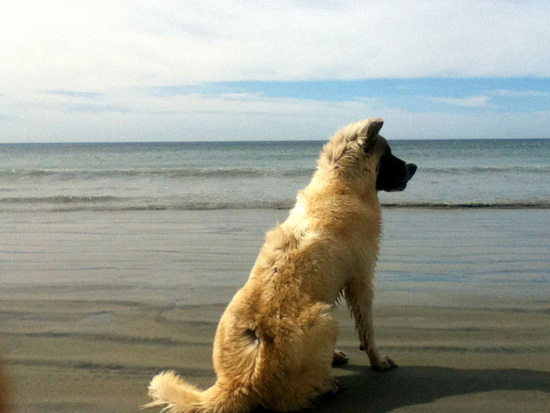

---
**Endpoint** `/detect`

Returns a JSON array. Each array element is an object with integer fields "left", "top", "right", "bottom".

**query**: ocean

[
  {"left": 1, "top": 139, "right": 549, "bottom": 212},
  {"left": 2, "top": 139, "right": 550, "bottom": 411}
]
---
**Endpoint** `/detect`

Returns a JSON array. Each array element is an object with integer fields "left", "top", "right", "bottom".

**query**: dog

[{"left": 144, "top": 118, "right": 416, "bottom": 412}]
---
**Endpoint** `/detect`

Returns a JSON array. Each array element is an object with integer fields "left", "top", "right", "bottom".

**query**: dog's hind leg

[
  {"left": 345, "top": 278, "right": 397, "bottom": 371},
  {"left": 259, "top": 304, "right": 339, "bottom": 411}
]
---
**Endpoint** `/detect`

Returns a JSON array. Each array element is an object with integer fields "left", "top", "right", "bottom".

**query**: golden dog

[{"left": 144, "top": 118, "right": 416, "bottom": 412}]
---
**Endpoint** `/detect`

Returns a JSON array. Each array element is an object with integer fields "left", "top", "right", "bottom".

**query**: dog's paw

[
  {"left": 322, "top": 377, "right": 343, "bottom": 394},
  {"left": 370, "top": 355, "right": 397, "bottom": 371},
  {"left": 311, "top": 377, "right": 344, "bottom": 408},
  {"left": 332, "top": 350, "right": 349, "bottom": 367}
]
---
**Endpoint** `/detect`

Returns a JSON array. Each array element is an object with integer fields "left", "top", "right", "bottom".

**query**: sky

[{"left": 1, "top": 0, "right": 550, "bottom": 142}]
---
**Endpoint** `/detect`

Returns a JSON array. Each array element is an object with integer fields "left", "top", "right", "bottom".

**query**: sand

[{"left": 1, "top": 209, "right": 549, "bottom": 412}]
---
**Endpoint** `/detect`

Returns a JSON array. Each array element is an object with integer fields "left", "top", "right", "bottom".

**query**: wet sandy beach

[{"left": 1, "top": 209, "right": 549, "bottom": 412}]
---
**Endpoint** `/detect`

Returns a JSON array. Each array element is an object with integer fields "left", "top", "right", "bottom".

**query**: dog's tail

[{"left": 142, "top": 371, "right": 251, "bottom": 413}]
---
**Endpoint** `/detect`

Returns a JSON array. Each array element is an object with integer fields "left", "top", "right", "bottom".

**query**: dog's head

[
  {"left": 320, "top": 118, "right": 416, "bottom": 192},
  {"left": 366, "top": 120, "right": 417, "bottom": 192}
]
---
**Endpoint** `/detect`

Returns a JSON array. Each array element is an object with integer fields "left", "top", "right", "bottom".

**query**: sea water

[{"left": 1, "top": 139, "right": 549, "bottom": 212}]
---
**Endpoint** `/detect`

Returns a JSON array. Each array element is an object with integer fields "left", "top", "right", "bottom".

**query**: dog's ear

[
  {"left": 360, "top": 118, "right": 383, "bottom": 152},
  {"left": 366, "top": 119, "right": 383, "bottom": 140}
]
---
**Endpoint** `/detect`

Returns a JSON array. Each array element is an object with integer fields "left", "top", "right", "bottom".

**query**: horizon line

[{"left": 1, "top": 136, "right": 549, "bottom": 145}]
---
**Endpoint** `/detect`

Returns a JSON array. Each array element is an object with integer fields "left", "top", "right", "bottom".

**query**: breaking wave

[
  {"left": 421, "top": 165, "right": 550, "bottom": 174},
  {"left": 0, "top": 166, "right": 314, "bottom": 180},
  {"left": 2, "top": 196, "right": 549, "bottom": 212}
]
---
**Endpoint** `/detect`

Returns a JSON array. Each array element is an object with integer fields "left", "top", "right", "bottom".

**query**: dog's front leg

[{"left": 345, "top": 278, "right": 397, "bottom": 371}]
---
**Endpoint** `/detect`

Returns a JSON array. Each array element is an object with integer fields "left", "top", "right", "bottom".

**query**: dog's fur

[{"left": 144, "top": 118, "right": 416, "bottom": 412}]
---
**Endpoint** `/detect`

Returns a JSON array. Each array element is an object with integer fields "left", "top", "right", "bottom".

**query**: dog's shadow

[{"left": 259, "top": 364, "right": 550, "bottom": 412}]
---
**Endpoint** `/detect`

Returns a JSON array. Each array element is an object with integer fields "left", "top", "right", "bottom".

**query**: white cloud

[
  {"left": 0, "top": 89, "right": 378, "bottom": 142},
  {"left": 431, "top": 95, "right": 491, "bottom": 108},
  {"left": 489, "top": 89, "right": 550, "bottom": 97},
  {"left": 1, "top": 1, "right": 550, "bottom": 142},
  {"left": 2, "top": 89, "right": 548, "bottom": 142},
  {"left": 1, "top": 0, "right": 550, "bottom": 95}
]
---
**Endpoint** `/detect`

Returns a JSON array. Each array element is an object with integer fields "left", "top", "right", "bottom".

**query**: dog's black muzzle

[{"left": 376, "top": 155, "right": 417, "bottom": 192}]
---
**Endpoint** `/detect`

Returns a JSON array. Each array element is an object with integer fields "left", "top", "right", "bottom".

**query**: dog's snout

[{"left": 407, "top": 163, "right": 417, "bottom": 177}]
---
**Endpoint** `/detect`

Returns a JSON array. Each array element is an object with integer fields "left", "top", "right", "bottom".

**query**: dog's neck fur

[
  {"left": 316, "top": 121, "right": 380, "bottom": 204},
  {"left": 317, "top": 121, "right": 378, "bottom": 195},
  {"left": 284, "top": 122, "right": 382, "bottom": 247}
]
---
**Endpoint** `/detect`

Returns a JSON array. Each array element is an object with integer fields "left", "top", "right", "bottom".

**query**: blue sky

[
  {"left": 1, "top": 1, "right": 550, "bottom": 142},
  {"left": 152, "top": 78, "right": 550, "bottom": 113}
]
